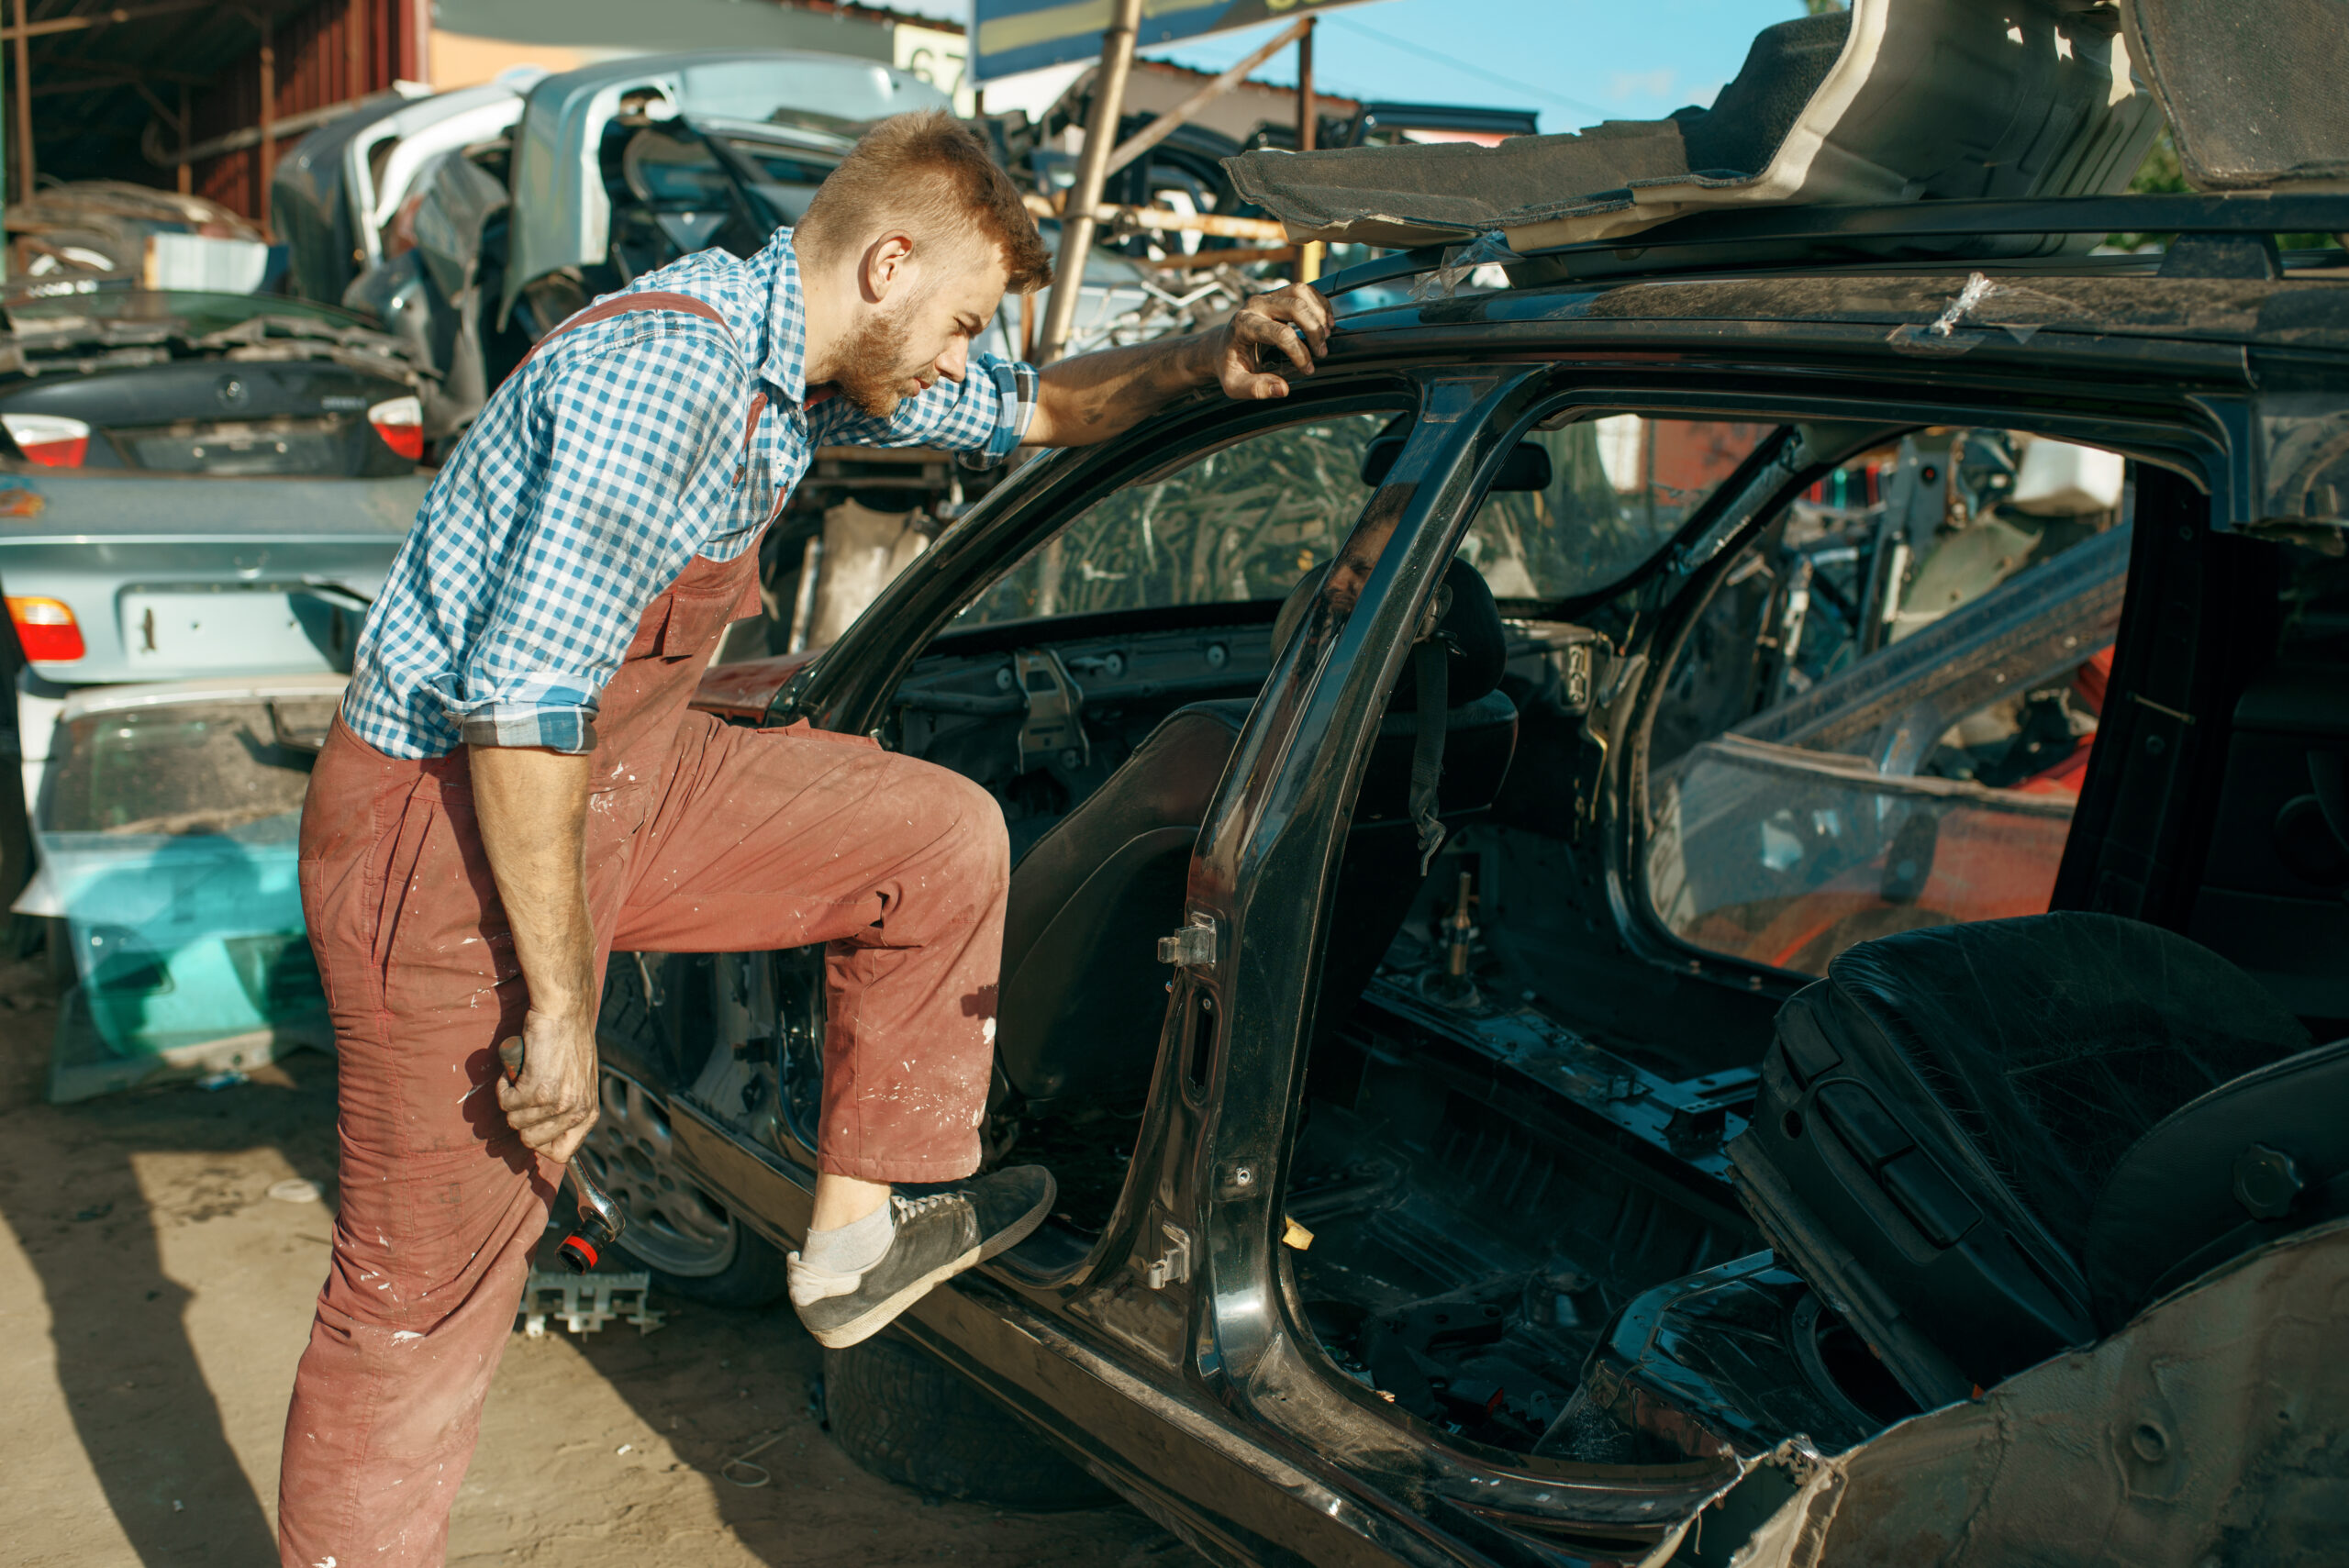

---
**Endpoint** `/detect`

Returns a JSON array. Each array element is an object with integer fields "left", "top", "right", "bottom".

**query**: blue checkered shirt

[{"left": 340, "top": 230, "right": 1036, "bottom": 758}]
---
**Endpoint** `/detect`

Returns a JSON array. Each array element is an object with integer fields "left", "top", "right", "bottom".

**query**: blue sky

[{"left": 903, "top": 1, "right": 1816, "bottom": 131}]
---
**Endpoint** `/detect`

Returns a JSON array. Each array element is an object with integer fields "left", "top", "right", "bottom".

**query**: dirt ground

[{"left": 0, "top": 951, "right": 1195, "bottom": 1567}]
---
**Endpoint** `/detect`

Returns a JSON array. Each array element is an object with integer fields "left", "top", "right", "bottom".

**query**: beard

[{"left": 830, "top": 306, "right": 923, "bottom": 419}]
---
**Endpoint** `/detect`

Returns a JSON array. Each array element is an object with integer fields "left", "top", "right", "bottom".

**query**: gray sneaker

[{"left": 789, "top": 1166, "right": 1055, "bottom": 1349}]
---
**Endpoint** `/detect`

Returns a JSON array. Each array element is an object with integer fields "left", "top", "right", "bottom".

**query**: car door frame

[{"left": 1173, "top": 343, "right": 2279, "bottom": 1551}]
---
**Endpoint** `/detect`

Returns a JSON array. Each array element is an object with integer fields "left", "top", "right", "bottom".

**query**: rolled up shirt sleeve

[
  {"left": 813, "top": 351, "right": 1037, "bottom": 468},
  {"left": 449, "top": 328, "right": 740, "bottom": 752}
]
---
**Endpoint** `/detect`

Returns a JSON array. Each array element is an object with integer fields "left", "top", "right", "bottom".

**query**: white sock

[{"left": 789, "top": 1200, "right": 895, "bottom": 1305}]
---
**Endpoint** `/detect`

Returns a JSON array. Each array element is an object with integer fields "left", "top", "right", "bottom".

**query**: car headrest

[{"left": 1271, "top": 556, "right": 1507, "bottom": 709}]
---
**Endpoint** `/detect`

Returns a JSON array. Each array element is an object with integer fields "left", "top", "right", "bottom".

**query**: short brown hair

[{"left": 796, "top": 109, "right": 1052, "bottom": 294}]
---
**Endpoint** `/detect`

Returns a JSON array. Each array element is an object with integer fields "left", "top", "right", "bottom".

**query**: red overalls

[{"left": 277, "top": 296, "right": 1006, "bottom": 1567}]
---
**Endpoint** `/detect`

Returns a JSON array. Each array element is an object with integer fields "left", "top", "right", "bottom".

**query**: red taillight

[
  {"left": 6, "top": 596, "right": 85, "bottom": 662},
  {"left": 2, "top": 412, "right": 90, "bottom": 468},
  {"left": 367, "top": 395, "right": 425, "bottom": 462}
]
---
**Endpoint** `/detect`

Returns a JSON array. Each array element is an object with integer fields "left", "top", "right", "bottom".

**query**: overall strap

[
  {"left": 523, "top": 290, "right": 734, "bottom": 360},
  {"left": 522, "top": 290, "right": 769, "bottom": 468}
]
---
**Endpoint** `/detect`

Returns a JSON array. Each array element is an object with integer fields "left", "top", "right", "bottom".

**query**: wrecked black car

[{"left": 582, "top": 3, "right": 2349, "bottom": 1562}]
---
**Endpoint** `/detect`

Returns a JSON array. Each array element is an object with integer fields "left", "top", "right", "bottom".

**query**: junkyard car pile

[
  {"left": 0, "top": 275, "right": 430, "bottom": 1096},
  {"left": 4, "top": 1, "right": 2346, "bottom": 1560},
  {"left": 0, "top": 50, "right": 963, "bottom": 1095},
  {"left": 564, "top": 3, "right": 2348, "bottom": 1564}
]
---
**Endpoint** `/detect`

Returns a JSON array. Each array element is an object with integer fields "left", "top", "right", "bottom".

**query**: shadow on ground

[{"left": 0, "top": 948, "right": 1195, "bottom": 1566}]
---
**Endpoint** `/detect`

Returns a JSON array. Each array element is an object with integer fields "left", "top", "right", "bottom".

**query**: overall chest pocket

[{"left": 624, "top": 570, "right": 763, "bottom": 662}]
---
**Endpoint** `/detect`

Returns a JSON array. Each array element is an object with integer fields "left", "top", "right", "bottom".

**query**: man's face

[{"left": 836, "top": 233, "right": 1011, "bottom": 418}]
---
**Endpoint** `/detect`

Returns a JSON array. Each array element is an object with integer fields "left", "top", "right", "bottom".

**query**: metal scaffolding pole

[
  {"left": 1297, "top": 17, "right": 1321, "bottom": 284},
  {"left": 1033, "top": 0, "right": 1142, "bottom": 364},
  {"left": 9, "top": 0, "right": 32, "bottom": 205}
]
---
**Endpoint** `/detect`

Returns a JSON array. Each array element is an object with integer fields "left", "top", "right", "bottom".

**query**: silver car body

[
  {"left": 1, "top": 469, "right": 424, "bottom": 813},
  {"left": 274, "top": 80, "right": 538, "bottom": 303},
  {"left": 498, "top": 50, "right": 950, "bottom": 328}
]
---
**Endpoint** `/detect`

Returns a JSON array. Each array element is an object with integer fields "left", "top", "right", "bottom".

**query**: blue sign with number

[{"left": 972, "top": 0, "right": 1377, "bottom": 83}]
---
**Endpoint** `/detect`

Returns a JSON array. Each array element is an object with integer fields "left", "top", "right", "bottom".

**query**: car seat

[
  {"left": 995, "top": 557, "right": 1517, "bottom": 1105},
  {"left": 1730, "top": 912, "right": 2331, "bottom": 1405}
]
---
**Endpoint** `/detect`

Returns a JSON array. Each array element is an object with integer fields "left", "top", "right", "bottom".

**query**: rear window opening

[{"left": 1644, "top": 428, "right": 2131, "bottom": 977}]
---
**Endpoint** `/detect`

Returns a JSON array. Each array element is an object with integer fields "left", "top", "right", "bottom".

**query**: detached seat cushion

[{"left": 1731, "top": 913, "right": 2312, "bottom": 1404}]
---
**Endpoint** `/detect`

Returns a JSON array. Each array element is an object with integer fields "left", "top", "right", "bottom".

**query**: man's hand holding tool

[
  {"left": 473, "top": 743, "right": 602, "bottom": 1164},
  {"left": 499, "top": 1037, "right": 624, "bottom": 1273},
  {"left": 494, "top": 1005, "right": 602, "bottom": 1163}
]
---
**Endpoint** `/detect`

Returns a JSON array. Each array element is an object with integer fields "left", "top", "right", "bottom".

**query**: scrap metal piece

[
  {"left": 1156, "top": 918, "right": 1217, "bottom": 967},
  {"left": 517, "top": 1267, "right": 663, "bottom": 1337},
  {"left": 1142, "top": 1222, "right": 1193, "bottom": 1290},
  {"left": 1723, "top": 1217, "right": 2349, "bottom": 1567}
]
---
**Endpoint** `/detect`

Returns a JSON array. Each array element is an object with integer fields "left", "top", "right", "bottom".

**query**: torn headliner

[{"left": 1225, "top": 0, "right": 2159, "bottom": 251}]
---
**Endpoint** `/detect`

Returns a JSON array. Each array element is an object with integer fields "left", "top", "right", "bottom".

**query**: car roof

[{"left": 1316, "top": 188, "right": 2349, "bottom": 338}]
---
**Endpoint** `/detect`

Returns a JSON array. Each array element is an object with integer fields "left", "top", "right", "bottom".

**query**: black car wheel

[
  {"left": 575, "top": 1069, "right": 788, "bottom": 1307},
  {"left": 822, "top": 1334, "right": 1111, "bottom": 1509}
]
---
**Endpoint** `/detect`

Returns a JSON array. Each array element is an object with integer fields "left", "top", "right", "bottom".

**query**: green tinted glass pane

[
  {"left": 962, "top": 414, "right": 1388, "bottom": 626},
  {"left": 1464, "top": 417, "right": 1778, "bottom": 601}
]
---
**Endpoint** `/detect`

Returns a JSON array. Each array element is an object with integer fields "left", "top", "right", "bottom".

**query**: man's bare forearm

[
  {"left": 473, "top": 743, "right": 605, "bottom": 1160},
  {"left": 1022, "top": 282, "right": 1332, "bottom": 448},
  {"left": 469, "top": 745, "right": 596, "bottom": 1017},
  {"left": 1025, "top": 329, "right": 1222, "bottom": 447}
]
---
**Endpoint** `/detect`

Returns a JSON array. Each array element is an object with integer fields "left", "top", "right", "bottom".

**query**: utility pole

[
  {"left": 256, "top": 10, "right": 276, "bottom": 234},
  {"left": 1034, "top": 0, "right": 1142, "bottom": 364},
  {"left": 9, "top": 0, "right": 32, "bottom": 206},
  {"left": 1297, "top": 17, "right": 1319, "bottom": 283}
]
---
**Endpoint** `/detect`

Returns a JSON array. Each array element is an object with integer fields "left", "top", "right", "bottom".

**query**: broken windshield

[
  {"left": 958, "top": 412, "right": 1392, "bottom": 626},
  {"left": 1464, "top": 416, "right": 1778, "bottom": 603}
]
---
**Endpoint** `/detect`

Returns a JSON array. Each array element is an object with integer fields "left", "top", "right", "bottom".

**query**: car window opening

[
  {"left": 833, "top": 407, "right": 1413, "bottom": 1236},
  {"left": 1644, "top": 427, "right": 2133, "bottom": 978},
  {"left": 1265, "top": 423, "right": 2147, "bottom": 1460}
]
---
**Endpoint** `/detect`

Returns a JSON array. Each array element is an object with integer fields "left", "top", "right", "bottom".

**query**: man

[{"left": 279, "top": 110, "right": 1330, "bottom": 1566}]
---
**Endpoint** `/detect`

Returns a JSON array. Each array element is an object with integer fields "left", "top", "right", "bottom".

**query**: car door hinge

[
  {"left": 1143, "top": 1221, "right": 1192, "bottom": 1290},
  {"left": 1157, "top": 918, "right": 1216, "bottom": 967},
  {"left": 1013, "top": 647, "right": 1089, "bottom": 773}
]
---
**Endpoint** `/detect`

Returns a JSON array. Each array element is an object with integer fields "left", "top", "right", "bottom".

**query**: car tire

[
  {"left": 579, "top": 1069, "right": 790, "bottom": 1308},
  {"left": 821, "top": 1334, "right": 1112, "bottom": 1509}
]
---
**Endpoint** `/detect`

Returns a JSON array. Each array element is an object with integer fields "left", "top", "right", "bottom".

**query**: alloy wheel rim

[{"left": 573, "top": 1072, "right": 740, "bottom": 1277}]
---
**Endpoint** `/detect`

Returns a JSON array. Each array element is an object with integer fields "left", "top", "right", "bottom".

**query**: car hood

[
  {"left": 0, "top": 284, "right": 423, "bottom": 384},
  {"left": 1227, "top": 0, "right": 2168, "bottom": 251},
  {"left": 499, "top": 50, "right": 949, "bottom": 328},
  {"left": 273, "top": 82, "right": 527, "bottom": 306}
]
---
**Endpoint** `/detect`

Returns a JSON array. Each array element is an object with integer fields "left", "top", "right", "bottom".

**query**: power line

[{"left": 1326, "top": 16, "right": 1615, "bottom": 124}]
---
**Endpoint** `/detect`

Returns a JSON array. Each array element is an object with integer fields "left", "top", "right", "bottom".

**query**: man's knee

[{"left": 887, "top": 757, "right": 1008, "bottom": 882}]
